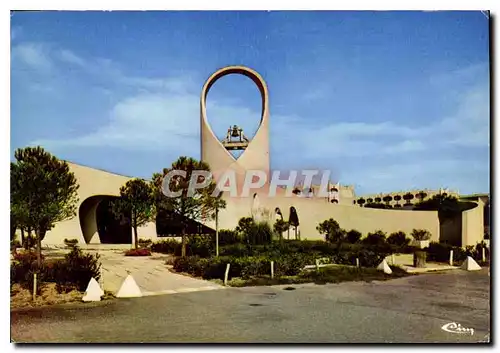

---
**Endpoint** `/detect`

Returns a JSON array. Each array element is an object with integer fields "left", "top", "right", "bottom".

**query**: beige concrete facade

[
  {"left": 42, "top": 162, "right": 158, "bottom": 246},
  {"left": 40, "top": 65, "right": 486, "bottom": 248}
]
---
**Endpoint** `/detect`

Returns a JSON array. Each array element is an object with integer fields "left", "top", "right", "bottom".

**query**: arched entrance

[{"left": 79, "top": 195, "right": 132, "bottom": 244}]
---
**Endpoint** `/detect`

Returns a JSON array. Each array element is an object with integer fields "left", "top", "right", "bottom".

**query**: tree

[
  {"left": 387, "top": 231, "right": 409, "bottom": 247},
  {"left": 317, "top": 218, "right": 345, "bottom": 243},
  {"left": 112, "top": 178, "right": 155, "bottom": 249},
  {"left": 201, "top": 188, "right": 227, "bottom": 256},
  {"left": 357, "top": 198, "right": 366, "bottom": 207},
  {"left": 289, "top": 207, "right": 300, "bottom": 239},
  {"left": 411, "top": 229, "right": 431, "bottom": 241},
  {"left": 346, "top": 229, "right": 362, "bottom": 243},
  {"left": 367, "top": 198, "right": 374, "bottom": 203},
  {"left": 152, "top": 156, "right": 224, "bottom": 257},
  {"left": 393, "top": 195, "right": 402, "bottom": 205},
  {"left": 413, "top": 194, "right": 476, "bottom": 222},
  {"left": 364, "top": 202, "right": 389, "bottom": 209},
  {"left": 382, "top": 195, "right": 393, "bottom": 205},
  {"left": 403, "top": 192, "right": 414, "bottom": 205},
  {"left": 273, "top": 219, "right": 289, "bottom": 241},
  {"left": 374, "top": 197, "right": 382, "bottom": 203},
  {"left": 11, "top": 147, "right": 79, "bottom": 267},
  {"left": 362, "top": 230, "right": 387, "bottom": 246},
  {"left": 415, "top": 191, "right": 428, "bottom": 203}
]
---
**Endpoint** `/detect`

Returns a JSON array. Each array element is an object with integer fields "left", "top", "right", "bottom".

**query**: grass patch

[{"left": 227, "top": 265, "right": 410, "bottom": 287}]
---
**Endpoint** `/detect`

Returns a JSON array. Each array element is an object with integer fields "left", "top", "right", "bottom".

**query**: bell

[{"left": 231, "top": 125, "right": 240, "bottom": 137}]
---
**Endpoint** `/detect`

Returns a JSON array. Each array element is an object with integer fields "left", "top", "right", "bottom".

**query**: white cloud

[
  {"left": 21, "top": 46, "right": 488, "bottom": 193},
  {"left": 11, "top": 42, "right": 52, "bottom": 72},
  {"left": 58, "top": 49, "right": 87, "bottom": 67}
]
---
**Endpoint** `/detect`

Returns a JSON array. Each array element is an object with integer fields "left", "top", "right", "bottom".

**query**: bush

[
  {"left": 219, "top": 243, "right": 252, "bottom": 257},
  {"left": 317, "top": 218, "right": 345, "bottom": 243},
  {"left": 362, "top": 231, "right": 387, "bottom": 246},
  {"left": 151, "top": 239, "right": 181, "bottom": 254},
  {"left": 64, "top": 238, "right": 79, "bottom": 245},
  {"left": 186, "top": 234, "right": 215, "bottom": 257},
  {"left": 125, "top": 248, "right": 152, "bottom": 256},
  {"left": 387, "top": 231, "right": 410, "bottom": 248},
  {"left": 172, "top": 254, "right": 313, "bottom": 280},
  {"left": 345, "top": 230, "right": 362, "bottom": 244},
  {"left": 425, "top": 242, "right": 469, "bottom": 263},
  {"left": 56, "top": 247, "right": 101, "bottom": 291},
  {"left": 218, "top": 229, "right": 242, "bottom": 246},
  {"left": 411, "top": 229, "right": 431, "bottom": 241},
  {"left": 138, "top": 238, "right": 153, "bottom": 248},
  {"left": 11, "top": 247, "right": 101, "bottom": 293},
  {"left": 275, "top": 253, "right": 315, "bottom": 276}
]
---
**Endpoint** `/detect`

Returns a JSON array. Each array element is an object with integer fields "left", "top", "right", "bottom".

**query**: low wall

[{"left": 217, "top": 193, "right": 440, "bottom": 241}]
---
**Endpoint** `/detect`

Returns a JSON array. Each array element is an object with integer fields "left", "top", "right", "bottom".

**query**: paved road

[{"left": 11, "top": 270, "right": 490, "bottom": 343}]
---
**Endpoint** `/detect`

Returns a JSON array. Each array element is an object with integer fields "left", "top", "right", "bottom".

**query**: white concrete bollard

[
  {"left": 83, "top": 277, "right": 104, "bottom": 302},
  {"left": 224, "top": 263, "right": 230, "bottom": 286},
  {"left": 116, "top": 275, "right": 142, "bottom": 298},
  {"left": 33, "top": 273, "right": 37, "bottom": 301},
  {"left": 449, "top": 250, "right": 453, "bottom": 266},
  {"left": 356, "top": 258, "right": 360, "bottom": 268},
  {"left": 270, "top": 261, "right": 274, "bottom": 279},
  {"left": 315, "top": 259, "right": 320, "bottom": 272}
]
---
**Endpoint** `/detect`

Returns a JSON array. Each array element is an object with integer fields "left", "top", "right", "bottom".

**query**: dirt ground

[{"left": 10, "top": 283, "right": 83, "bottom": 309}]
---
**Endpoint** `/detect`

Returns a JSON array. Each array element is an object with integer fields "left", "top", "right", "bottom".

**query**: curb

[{"left": 142, "top": 286, "right": 225, "bottom": 297}]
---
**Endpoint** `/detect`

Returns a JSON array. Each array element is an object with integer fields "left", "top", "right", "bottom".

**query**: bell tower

[{"left": 200, "top": 66, "right": 270, "bottom": 189}]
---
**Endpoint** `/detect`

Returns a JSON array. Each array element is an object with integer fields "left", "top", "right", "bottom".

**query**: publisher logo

[{"left": 441, "top": 322, "right": 474, "bottom": 336}]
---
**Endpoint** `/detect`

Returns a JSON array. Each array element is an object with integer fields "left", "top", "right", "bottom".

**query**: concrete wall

[
  {"left": 216, "top": 191, "right": 441, "bottom": 241},
  {"left": 42, "top": 162, "right": 158, "bottom": 246},
  {"left": 462, "top": 199, "right": 485, "bottom": 246}
]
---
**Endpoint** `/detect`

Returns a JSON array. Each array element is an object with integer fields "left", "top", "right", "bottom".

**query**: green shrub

[
  {"left": 425, "top": 242, "right": 470, "bottom": 263},
  {"left": 64, "top": 238, "right": 79, "bottom": 245},
  {"left": 56, "top": 247, "right": 101, "bottom": 291},
  {"left": 275, "top": 253, "right": 315, "bottom": 276},
  {"left": 138, "top": 238, "right": 153, "bottom": 248},
  {"left": 255, "top": 222, "right": 274, "bottom": 243},
  {"left": 411, "top": 229, "right": 431, "bottom": 241},
  {"left": 362, "top": 231, "right": 387, "bottom": 246},
  {"left": 317, "top": 218, "right": 345, "bottom": 243},
  {"left": 11, "top": 247, "right": 101, "bottom": 293},
  {"left": 187, "top": 234, "right": 215, "bottom": 257},
  {"left": 219, "top": 243, "right": 252, "bottom": 257},
  {"left": 235, "top": 217, "right": 274, "bottom": 245},
  {"left": 151, "top": 239, "right": 181, "bottom": 254},
  {"left": 346, "top": 229, "right": 362, "bottom": 244},
  {"left": 125, "top": 248, "right": 152, "bottom": 256},
  {"left": 218, "top": 229, "right": 242, "bottom": 246},
  {"left": 387, "top": 231, "right": 410, "bottom": 248}
]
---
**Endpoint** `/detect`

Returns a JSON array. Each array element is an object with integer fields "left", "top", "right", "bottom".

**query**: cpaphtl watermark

[{"left": 161, "top": 169, "right": 337, "bottom": 198}]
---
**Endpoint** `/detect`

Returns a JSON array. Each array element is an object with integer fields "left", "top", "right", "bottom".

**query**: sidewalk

[
  {"left": 43, "top": 247, "right": 223, "bottom": 296},
  {"left": 385, "top": 254, "right": 460, "bottom": 273}
]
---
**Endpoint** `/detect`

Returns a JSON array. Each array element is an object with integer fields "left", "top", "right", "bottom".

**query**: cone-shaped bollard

[
  {"left": 377, "top": 259, "right": 393, "bottom": 274},
  {"left": 116, "top": 274, "right": 143, "bottom": 298},
  {"left": 460, "top": 256, "right": 481, "bottom": 271},
  {"left": 82, "top": 277, "right": 104, "bottom": 302}
]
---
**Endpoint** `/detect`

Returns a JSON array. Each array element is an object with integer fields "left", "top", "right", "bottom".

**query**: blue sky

[{"left": 11, "top": 11, "right": 490, "bottom": 195}]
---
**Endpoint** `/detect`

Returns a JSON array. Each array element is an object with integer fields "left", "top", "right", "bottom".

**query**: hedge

[
  {"left": 172, "top": 253, "right": 317, "bottom": 280},
  {"left": 426, "top": 242, "right": 489, "bottom": 263}
]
